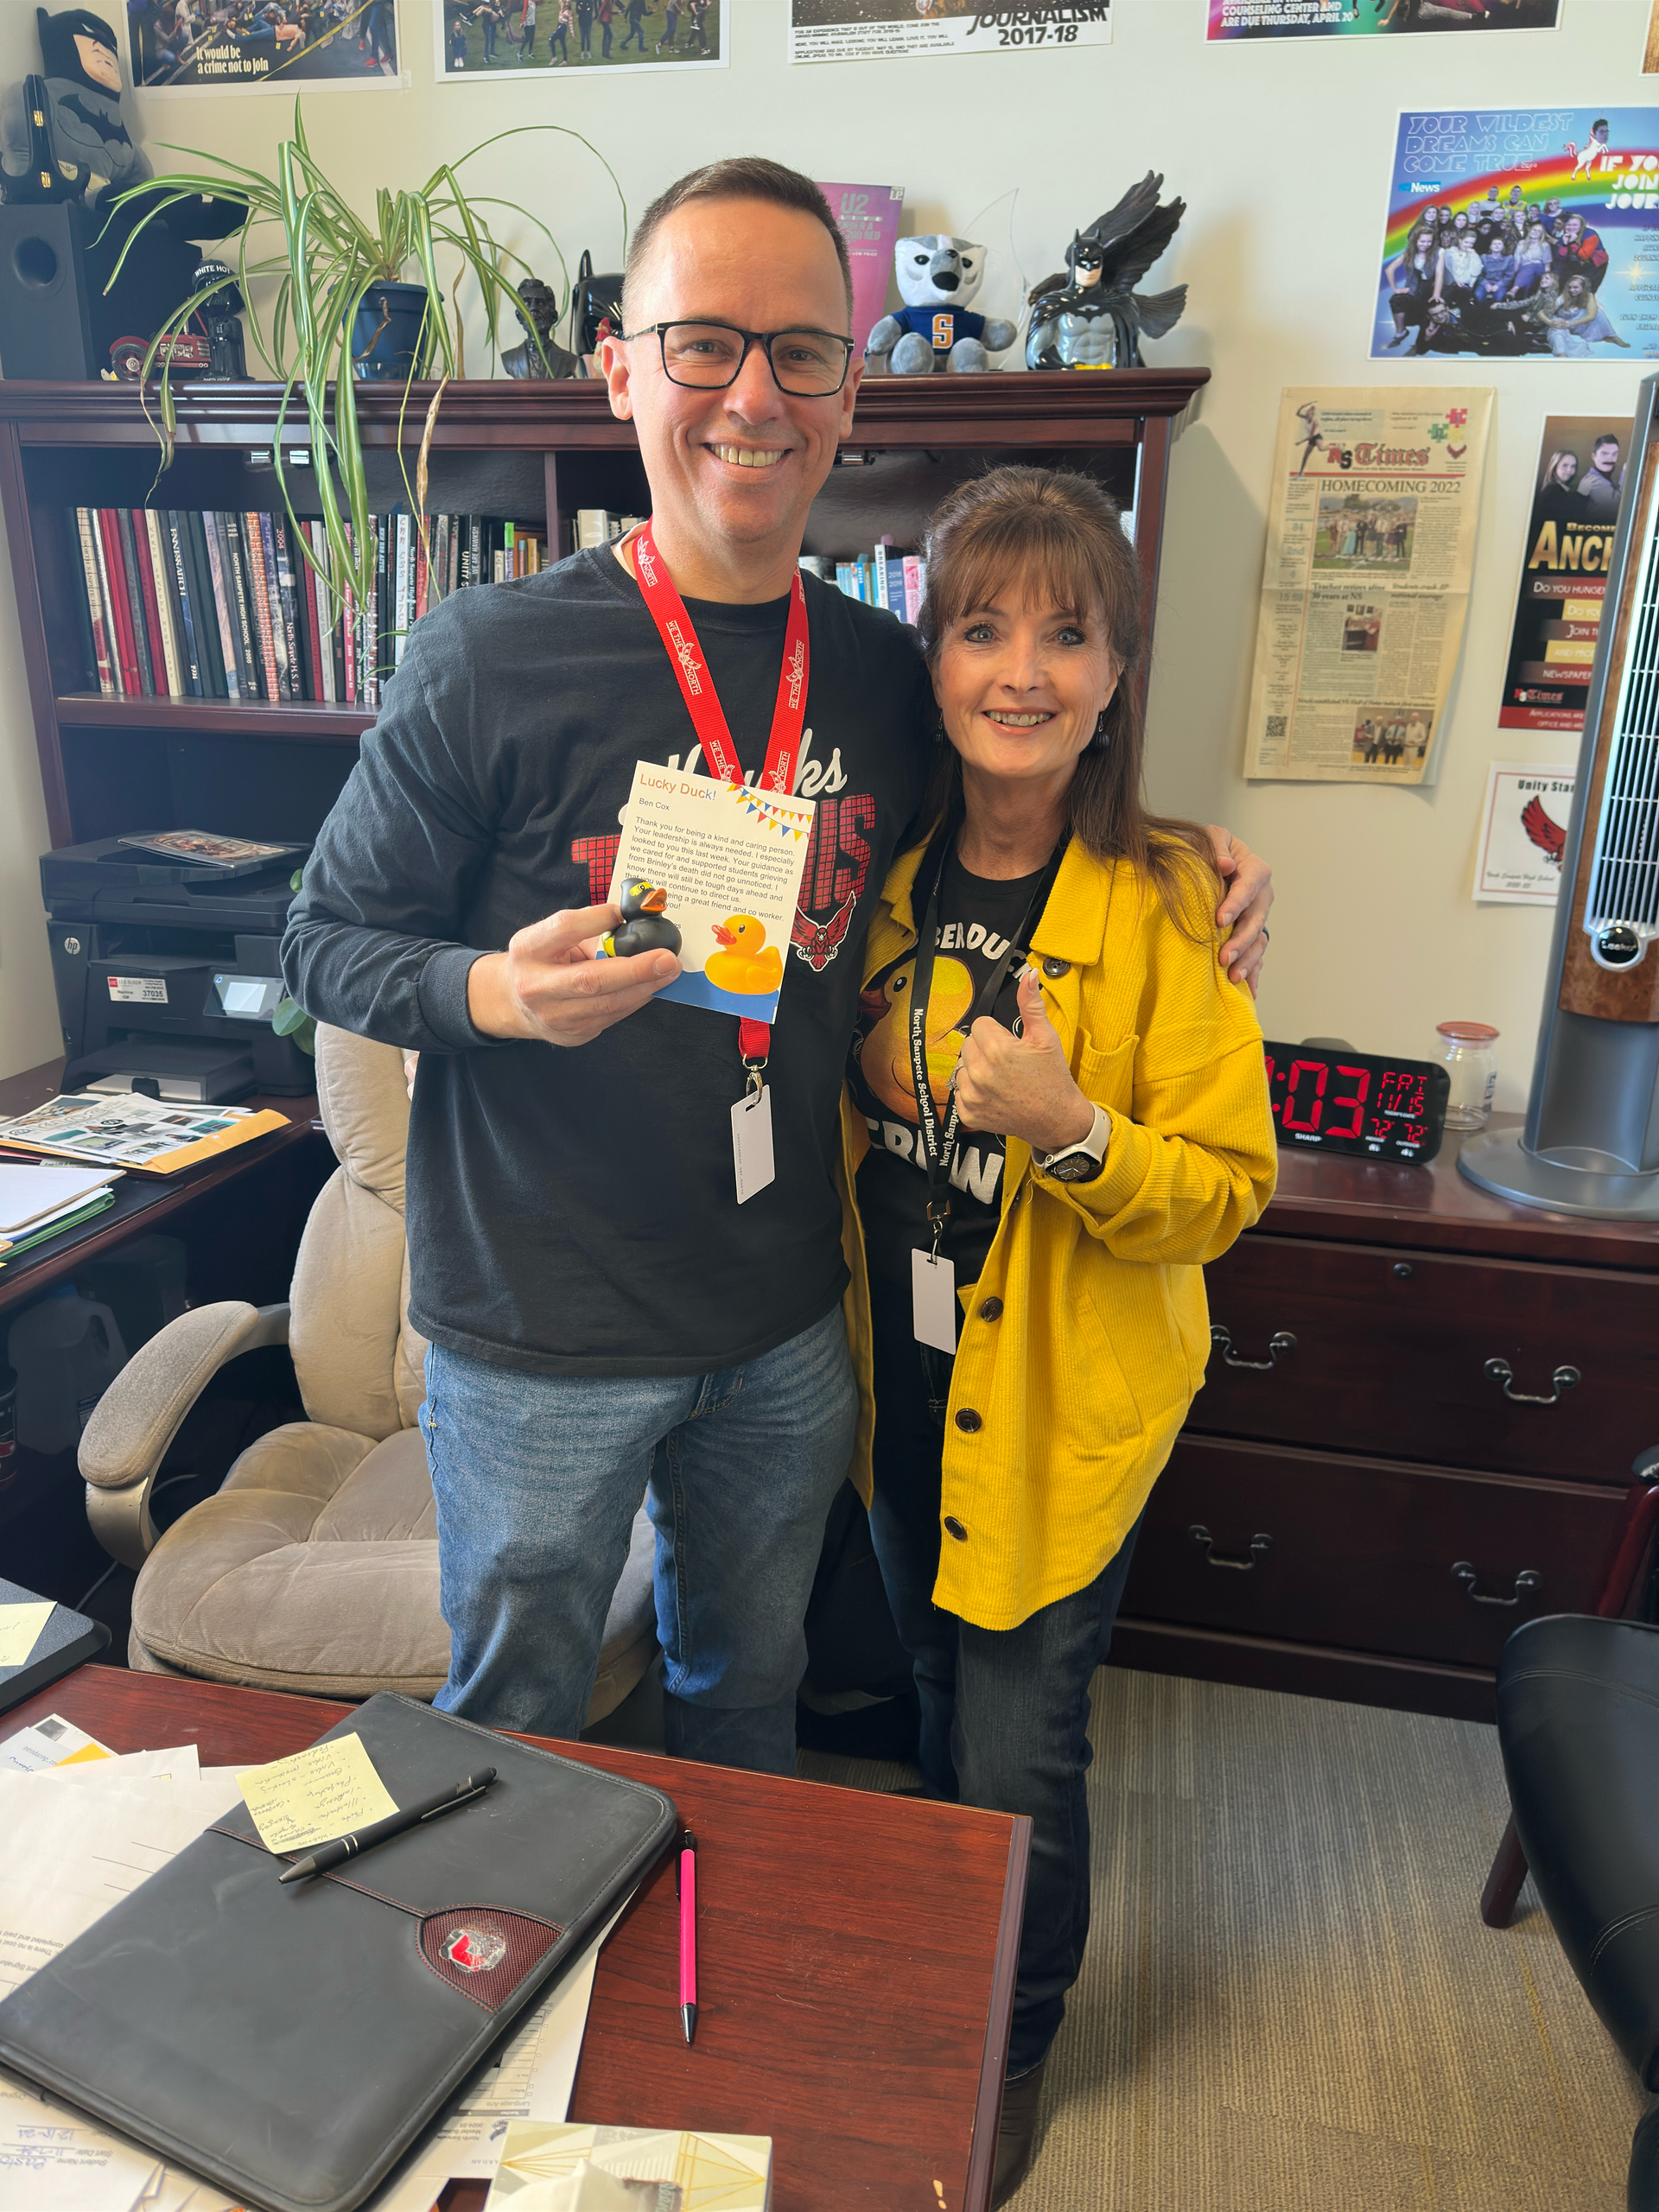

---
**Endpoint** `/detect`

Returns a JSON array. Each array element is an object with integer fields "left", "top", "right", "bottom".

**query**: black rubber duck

[{"left": 603, "top": 880, "right": 682, "bottom": 958}]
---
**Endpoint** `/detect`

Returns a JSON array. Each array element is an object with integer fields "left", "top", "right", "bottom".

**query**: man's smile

[{"left": 709, "top": 443, "right": 789, "bottom": 469}]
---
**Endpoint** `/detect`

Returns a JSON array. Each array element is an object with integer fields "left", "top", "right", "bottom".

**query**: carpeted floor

[{"left": 804, "top": 1668, "right": 1645, "bottom": 2212}]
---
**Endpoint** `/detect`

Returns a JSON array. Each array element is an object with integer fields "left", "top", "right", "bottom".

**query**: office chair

[{"left": 78, "top": 1023, "right": 658, "bottom": 1719}]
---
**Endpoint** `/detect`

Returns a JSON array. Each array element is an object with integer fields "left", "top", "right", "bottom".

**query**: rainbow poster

[
  {"left": 1373, "top": 108, "right": 1659, "bottom": 360},
  {"left": 1211, "top": 0, "right": 1556, "bottom": 38}
]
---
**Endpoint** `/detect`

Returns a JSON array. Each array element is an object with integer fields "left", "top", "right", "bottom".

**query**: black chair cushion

[{"left": 1498, "top": 1614, "right": 1659, "bottom": 2089}]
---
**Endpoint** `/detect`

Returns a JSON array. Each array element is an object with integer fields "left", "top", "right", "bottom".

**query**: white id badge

[
  {"left": 912, "top": 1247, "right": 958, "bottom": 1354},
  {"left": 731, "top": 1085, "right": 776, "bottom": 1205}
]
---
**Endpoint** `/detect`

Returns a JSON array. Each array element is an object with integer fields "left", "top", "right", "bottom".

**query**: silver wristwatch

[{"left": 1033, "top": 1103, "right": 1110, "bottom": 1184}]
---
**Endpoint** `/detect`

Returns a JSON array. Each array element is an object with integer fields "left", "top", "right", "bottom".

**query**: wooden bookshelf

[{"left": 0, "top": 370, "right": 1209, "bottom": 851}]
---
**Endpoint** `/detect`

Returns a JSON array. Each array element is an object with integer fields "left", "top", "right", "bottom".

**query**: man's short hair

[
  {"left": 1593, "top": 434, "right": 1621, "bottom": 453},
  {"left": 622, "top": 158, "right": 854, "bottom": 328}
]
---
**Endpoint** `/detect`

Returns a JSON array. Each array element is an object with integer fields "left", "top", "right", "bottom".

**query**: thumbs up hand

[{"left": 951, "top": 966, "right": 1097, "bottom": 1155}]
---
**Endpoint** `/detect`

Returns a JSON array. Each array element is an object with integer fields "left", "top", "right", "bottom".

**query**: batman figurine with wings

[{"left": 1026, "top": 174, "right": 1188, "bottom": 372}]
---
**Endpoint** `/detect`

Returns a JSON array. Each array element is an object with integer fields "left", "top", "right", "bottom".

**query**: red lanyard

[
  {"left": 632, "top": 520, "right": 810, "bottom": 796},
  {"left": 630, "top": 518, "right": 810, "bottom": 1066}
]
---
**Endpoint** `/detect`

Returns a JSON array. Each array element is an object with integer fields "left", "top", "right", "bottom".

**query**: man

[
  {"left": 283, "top": 160, "right": 1270, "bottom": 1783},
  {"left": 1579, "top": 432, "right": 1624, "bottom": 515}
]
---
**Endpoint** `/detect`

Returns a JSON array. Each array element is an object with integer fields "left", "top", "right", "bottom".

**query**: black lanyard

[{"left": 907, "top": 823, "right": 1070, "bottom": 1253}]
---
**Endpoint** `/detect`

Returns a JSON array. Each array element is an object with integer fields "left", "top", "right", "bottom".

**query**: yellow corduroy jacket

[{"left": 837, "top": 834, "right": 1280, "bottom": 1633}]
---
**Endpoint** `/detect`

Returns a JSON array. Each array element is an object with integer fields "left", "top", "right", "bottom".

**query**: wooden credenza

[{"left": 1115, "top": 1115, "right": 1659, "bottom": 1722}]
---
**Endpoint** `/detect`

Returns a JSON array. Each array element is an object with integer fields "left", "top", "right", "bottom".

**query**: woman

[
  {"left": 1435, "top": 226, "right": 1483, "bottom": 320},
  {"left": 840, "top": 468, "right": 1277, "bottom": 2205},
  {"left": 1543, "top": 271, "right": 1604, "bottom": 357},
  {"left": 1510, "top": 217, "right": 1554, "bottom": 300},
  {"left": 1537, "top": 448, "right": 1580, "bottom": 522},
  {"left": 1386, "top": 224, "right": 1441, "bottom": 348}
]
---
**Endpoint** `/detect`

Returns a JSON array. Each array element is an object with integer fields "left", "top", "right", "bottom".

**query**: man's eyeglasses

[{"left": 620, "top": 321, "right": 855, "bottom": 397}]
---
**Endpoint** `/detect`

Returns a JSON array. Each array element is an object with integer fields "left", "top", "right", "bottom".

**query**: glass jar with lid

[{"left": 1436, "top": 1021, "right": 1499, "bottom": 1131}]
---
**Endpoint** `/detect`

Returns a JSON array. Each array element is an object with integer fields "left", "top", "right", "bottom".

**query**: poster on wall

[
  {"left": 1374, "top": 108, "right": 1659, "bottom": 362},
  {"left": 129, "top": 0, "right": 401, "bottom": 89},
  {"left": 790, "top": 1, "right": 1109, "bottom": 67},
  {"left": 818, "top": 184, "right": 904, "bottom": 357},
  {"left": 1208, "top": 0, "right": 1557, "bottom": 42},
  {"left": 1472, "top": 760, "right": 1575, "bottom": 902},
  {"left": 1500, "top": 413, "right": 1633, "bottom": 734},
  {"left": 435, "top": 0, "right": 724, "bottom": 77},
  {"left": 1243, "top": 387, "right": 1493, "bottom": 787}
]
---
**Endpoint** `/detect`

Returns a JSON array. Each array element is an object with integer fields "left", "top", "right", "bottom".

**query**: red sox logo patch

[{"left": 442, "top": 1924, "right": 508, "bottom": 1974}]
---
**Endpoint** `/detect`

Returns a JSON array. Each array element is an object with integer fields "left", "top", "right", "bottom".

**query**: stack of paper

[
  {"left": 0, "top": 1163, "right": 123, "bottom": 1257},
  {"left": 0, "top": 1745, "right": 247, "bottom": 2212}
]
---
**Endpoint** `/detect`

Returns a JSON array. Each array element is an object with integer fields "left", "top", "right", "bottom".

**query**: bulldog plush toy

[{"left": 864, "top": 234, "right": 1016, "bottom": 375}]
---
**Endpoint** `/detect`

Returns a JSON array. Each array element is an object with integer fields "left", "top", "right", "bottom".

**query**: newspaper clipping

[{"left": 1243, "top": 389, "right": 1493, "bottom": 786}]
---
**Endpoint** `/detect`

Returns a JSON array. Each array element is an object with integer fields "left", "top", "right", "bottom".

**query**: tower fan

[{"left": 1461, "top": 374, "right": 1659, "bottom": 1218}]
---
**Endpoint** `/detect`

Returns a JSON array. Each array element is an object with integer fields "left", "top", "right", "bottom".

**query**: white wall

[{"left": 1, "top": 0, "right": 1648, "bottom": 1101}]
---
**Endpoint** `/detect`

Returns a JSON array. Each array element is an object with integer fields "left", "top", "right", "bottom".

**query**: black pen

[{"left": 276, "top": 1767, "right": 498, "bottom": 1885}]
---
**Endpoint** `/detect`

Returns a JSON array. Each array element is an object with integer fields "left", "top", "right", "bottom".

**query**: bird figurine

[
  {"left": 857, "top": 954, "right": 975, "bottom": 1122},
  {"left": 704, "top": 915, "right": 784, "bottom": 997},
  {"left": 602, "top": 880, "right": 682, "bottom": 958},
  {"left": 1026, "top": 172, "right": 1188, "bottom": 372}
]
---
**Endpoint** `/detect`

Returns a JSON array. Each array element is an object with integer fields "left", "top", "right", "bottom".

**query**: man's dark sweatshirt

[{"left": 282, "top": 547, "right": 931, "bottom": 1376}]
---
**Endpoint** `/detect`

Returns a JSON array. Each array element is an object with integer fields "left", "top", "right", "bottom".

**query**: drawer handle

[
  {"left": 1452, "top": 1561, "right": 1543, "bottom": 1608},
  {"left": 1484, "top": 1357, "right": 1580, "bottom": 1407},
  {"left": 1190, "top": 1524, "right": 1274, "bottom": 1572},
  {"left": 1211, "top": 1325, "right": 1297, "bottom": 1372}
]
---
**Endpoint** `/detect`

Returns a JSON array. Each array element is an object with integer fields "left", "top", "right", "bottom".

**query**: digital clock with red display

[{"left": 1262, "top": 1044, "right": 1451, "bottom": 1163}]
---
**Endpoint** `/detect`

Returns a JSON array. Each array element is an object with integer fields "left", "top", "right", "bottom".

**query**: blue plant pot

[{"left": 351, "top": 281, "right": 435, "bottom": 380}]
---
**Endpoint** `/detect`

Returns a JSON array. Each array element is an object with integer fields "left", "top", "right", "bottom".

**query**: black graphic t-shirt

[
  {"left": 284, "top": 548, "right": 931, "bottom": 1376},
  {"left": 849, "top": 847, "right": 1048, "bottom": 1292}
]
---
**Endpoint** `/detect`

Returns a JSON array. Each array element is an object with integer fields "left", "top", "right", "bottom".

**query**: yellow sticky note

[
  {"left": 0, "top": 1602, "right": 54, "bottom": 1669},
  {"left": 237, "top": 1732, "right": 398, "bottom": 1854}
]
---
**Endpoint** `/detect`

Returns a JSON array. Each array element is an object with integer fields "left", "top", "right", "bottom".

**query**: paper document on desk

[{"left": 0, "top": 1714, "right": 113, "bottom": 1773}]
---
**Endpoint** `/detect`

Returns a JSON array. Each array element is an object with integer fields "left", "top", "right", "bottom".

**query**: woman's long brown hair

[{"left": 917, "top": 465, "right": 1218, "bottom": 938}]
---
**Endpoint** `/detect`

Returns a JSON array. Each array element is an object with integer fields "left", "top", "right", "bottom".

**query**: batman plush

[{"left": 1, "top": 9, "right": 245, "bottom": 238}]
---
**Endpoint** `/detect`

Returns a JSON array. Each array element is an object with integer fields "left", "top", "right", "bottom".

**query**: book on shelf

[
  {"left": 806, "top": 541, "right": 925, "bottom": 623},
  {"left": 574, "top": 508, "right": 644, "bottom": 554},
  {"left": 65, "top": 508, "right": 549, "bottom": 710}
]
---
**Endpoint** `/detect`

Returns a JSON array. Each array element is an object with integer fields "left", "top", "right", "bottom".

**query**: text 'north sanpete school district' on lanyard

[{"left": 632, "top": 519, "right": 810, "bottom": 1205}]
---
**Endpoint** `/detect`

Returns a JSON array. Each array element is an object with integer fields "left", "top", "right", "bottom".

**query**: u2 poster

[
  {"left": 1210, "top": 0, "right": 1557, "bottom": 41},
  {"left": 1374, "top": 108, "right": 1659, "bottom": 360},
  {"left": 1500, "top": 413, "right": 1633, "bottom": 734}
]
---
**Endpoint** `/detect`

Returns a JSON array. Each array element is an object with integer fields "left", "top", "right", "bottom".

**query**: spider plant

[{"left": 106, "top": 100, "right": 625, "bottom": 609}]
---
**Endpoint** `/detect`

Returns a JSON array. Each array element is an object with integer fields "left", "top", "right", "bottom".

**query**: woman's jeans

[
  {"left": 421, "top": 1306, "right": 856, "bottom": 1777},
  {"left": 866, "top": 1279, "right": 1144, "bottom": 2077}
]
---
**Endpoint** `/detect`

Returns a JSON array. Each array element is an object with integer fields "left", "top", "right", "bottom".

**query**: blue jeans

[
  {"left": 421, "top": 1305, "right": 856, "bottom": 1776},
  {"left": 866, "top": 1279, "right": 1144, "bottom": 2076}
]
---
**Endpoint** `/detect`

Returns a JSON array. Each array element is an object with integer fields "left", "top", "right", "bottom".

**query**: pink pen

[{"left": 677, "top": 1828, "right": 698, "bottom": 2045}]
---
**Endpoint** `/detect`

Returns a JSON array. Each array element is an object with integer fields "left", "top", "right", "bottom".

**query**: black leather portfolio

[{"left": 0, "top": 1691, "right": 677, "bottom": 2212}]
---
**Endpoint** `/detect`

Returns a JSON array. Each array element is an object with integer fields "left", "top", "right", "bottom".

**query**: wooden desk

[
  {"left": 0, "top": 1056, "right": 327, "bottom": 1313},
  {"left": 6, "top": 1669, "right": 1029, "bottom": 2212},
  {"left": 1116, "top": 1115, "right": 1659, "bottom": 1722}
]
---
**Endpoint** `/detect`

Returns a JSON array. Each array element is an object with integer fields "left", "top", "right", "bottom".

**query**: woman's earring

[
  {"left": 1091, "top": 709, "right": 1112, "bottom": 750},
  {"left": 933, "top": 713, "right": 947, "bottom": 745}
]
